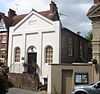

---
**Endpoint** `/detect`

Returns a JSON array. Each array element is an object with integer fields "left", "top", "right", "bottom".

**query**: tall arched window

[
  {"left": 45, "top": 46, "right": 53, "bottom": 64},
  {"left": 80, "top": 41, "right": 83, "bottom": 58},
  {"left": 15, "top": 47, "right": 20, "bottom": 62},
  {"left": 68, "top": 37, "right": 73, "bottom": 56}
]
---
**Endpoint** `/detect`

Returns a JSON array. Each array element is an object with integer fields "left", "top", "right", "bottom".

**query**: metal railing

[{"left": 9, "top": 63, "right": 23, "bottom": 73}]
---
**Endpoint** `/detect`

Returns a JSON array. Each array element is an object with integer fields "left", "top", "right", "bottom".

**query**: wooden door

[
  {"left": 28, "top": 52, "right": 37, "bottom": 74},
  {"left": 62, "top": 70, "right": 73, "bottom": 94}
]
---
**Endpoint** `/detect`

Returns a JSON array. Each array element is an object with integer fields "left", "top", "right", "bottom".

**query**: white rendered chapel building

[{"left": 8, "top": 1, "right": 61, "bottom": 82}]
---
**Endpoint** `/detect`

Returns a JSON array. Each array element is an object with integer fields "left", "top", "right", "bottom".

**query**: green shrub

[{"left": 0, "top": 78, "right": 9, "bottom": 94}]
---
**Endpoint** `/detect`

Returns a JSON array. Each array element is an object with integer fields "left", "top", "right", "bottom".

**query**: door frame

[{"left": 27, "top": 46, "right": 37, "bottom": 74}]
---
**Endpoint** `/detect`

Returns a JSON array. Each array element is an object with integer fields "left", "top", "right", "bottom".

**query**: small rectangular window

[
  {"left": 0, "top": 51, "right": 6, "bottom": 58},
  {"left": 1, "top": 35, "right": 6, "bottom": 43},
  {"left": 1, "top": 43, "right": 6, "bottom": 49}
]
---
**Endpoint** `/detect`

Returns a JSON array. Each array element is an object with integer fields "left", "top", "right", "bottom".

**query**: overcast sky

[{"left": 0, "top": 0, "right": 93, "bottom": 36}]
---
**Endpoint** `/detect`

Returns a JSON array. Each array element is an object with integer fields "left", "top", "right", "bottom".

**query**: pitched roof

[
  {"left": 0, "top": 9, "right": 59, "bottom": 28},
  {"left": 0, "top": 12, "right": 12, "bottom": 31},
  {"left": 61, "top": 27, "right": 88, "bottom": 41},
  {"left": 3, "top": 16, "right": 12, "bottom": 30},
  {"left": 12, "top": 14, "right": 28, "bottom": 26},
  {"left": 0, "top": 1, "right": 60, "bottom": 27},
  {"left": 39, "top": 10, "right": 59, "bottom": 21},
  {"left": 12, "top": 9, "right": 59, "bottom": 26}
]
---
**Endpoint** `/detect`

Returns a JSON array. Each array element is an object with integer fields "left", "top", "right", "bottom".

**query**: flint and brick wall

[{"left": 8, "top": 73, "right": 39, "bottom": 91}]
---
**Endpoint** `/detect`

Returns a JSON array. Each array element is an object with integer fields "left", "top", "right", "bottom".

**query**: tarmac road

[{"left": 7, "top": 88, "right": 38, "bottom": 94}]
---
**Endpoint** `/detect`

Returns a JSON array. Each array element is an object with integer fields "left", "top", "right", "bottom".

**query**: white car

[{"left": 72, "top": 81, "right": 100, "bottom": 94}]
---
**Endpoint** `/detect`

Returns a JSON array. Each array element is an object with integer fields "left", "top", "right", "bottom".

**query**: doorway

[
  {"left": 28, "top": 52, "right": 37, "bottom": 74},
  {"left": 62, "top": 70, "right": 73, "bottom": 94}
]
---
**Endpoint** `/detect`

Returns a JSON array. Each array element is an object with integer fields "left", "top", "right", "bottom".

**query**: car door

[
  {"left": 88, "top": 86, "right": 97, "bottom": 94},
  {"left": 96, "top": 88, "right": 100, "bottom": 93},
  {"left": 97, "top": 83, "right": 100, "bottom": 93},
  {"left": 95, "top": 82, "right": 100, "bottom": 94}
]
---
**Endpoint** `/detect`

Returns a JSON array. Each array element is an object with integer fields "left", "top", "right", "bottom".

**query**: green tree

[
  {"left": 0, "top": 77, "right": 9, "bottom": 94},
  {"left": 85, "top": 30, "right": 93, "bottom": 48}
]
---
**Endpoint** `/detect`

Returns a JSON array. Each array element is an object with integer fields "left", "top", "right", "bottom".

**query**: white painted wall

[{"left": 8, "top": 10, "right": 61, "bottom": 93}]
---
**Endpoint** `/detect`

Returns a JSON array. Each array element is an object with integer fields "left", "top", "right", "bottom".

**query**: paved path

[{"left": 7, "top": 88, "right": 38, "bottom": 94}]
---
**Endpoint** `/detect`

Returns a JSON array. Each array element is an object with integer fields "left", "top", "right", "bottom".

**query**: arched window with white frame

[
  {"left": 45, "top": 46, "right": 53, "bottom": 64},
  {"left": 14, "top": 47, "right": 21, "bottom": 62}
]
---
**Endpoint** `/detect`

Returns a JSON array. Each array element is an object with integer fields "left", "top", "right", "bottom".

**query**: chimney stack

[
  {"left": 94, "top": 0, "right": 100, "bottom": 4},
  {"left": 50, "top": 1, "right": 57, "bottom": 13},
  {"left": 8, "top": 9, "right": 16, "bottom": 18}
]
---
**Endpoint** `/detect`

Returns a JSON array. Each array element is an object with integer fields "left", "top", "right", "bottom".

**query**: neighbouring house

[
  {"left": 7, "top": 1, "right": 93, "bottom": 94},
  {"left": 87, "top": 0, "right": 100, "bottom": 82},
  {"left": 0, "top": 10, "right": 14, "bottom": 65}
]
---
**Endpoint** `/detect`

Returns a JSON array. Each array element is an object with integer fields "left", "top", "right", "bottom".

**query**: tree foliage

[{"left": 85, "top": 31, "right": 93, "bottom": 48}]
